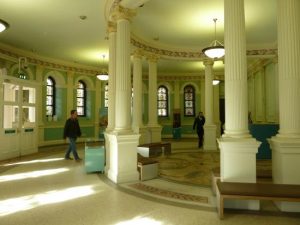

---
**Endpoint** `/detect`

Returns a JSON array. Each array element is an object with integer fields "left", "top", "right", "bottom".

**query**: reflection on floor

[{"left": 0, "top": 141, "right": 299, "bottom": 225}]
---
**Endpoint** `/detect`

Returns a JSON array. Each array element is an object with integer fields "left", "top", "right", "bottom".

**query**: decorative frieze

[{"left": 0, "top": 48, "right": 98, "bottom": 75}]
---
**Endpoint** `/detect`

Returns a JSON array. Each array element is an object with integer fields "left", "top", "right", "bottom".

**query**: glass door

[{"left": 1, "top": 79, "right": 37, "bottom": 159}]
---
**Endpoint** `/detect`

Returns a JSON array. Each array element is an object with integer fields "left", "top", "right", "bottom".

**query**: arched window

[
  {"left": 184, "top": 85, "right": 195, "bottom": 117},
  {"left": 157, "top": 85, "right": 168, "bottom": 117},
  {"left": 104, "top": 83, "right": 109, "bottom": 108},
  {"left": 46, "top": 76, "right": 56, "bottom": 116},
  {"left": 77, "top": 80, "right": 86, "bottom": 116}
]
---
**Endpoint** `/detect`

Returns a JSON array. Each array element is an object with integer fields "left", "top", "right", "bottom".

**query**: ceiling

[{"left": 0, "top": 0, "right": 277, "bottom": 75}]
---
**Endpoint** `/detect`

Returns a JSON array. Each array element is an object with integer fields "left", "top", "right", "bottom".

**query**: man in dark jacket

[
  {"left": 193, "top": 111, "right": 205, "bottom": 148},
  {"left": 63, "top": 109, "right": 82, "bottom": 161}
]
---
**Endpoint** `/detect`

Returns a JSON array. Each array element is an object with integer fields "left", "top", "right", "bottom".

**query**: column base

[
  {"left": 204, "top": 124, "right": 217, "bottom": 151},
  {"left": 105, "top": 132, "right": 140, "bottom": 184},
  {"left": 217, "top": 136, "right": 261, "bottom": 211},
  {"left": 218, "top": 136, "right": 260, "bottom": 182},
  {"left": 269, "top": 136, "right": 300, "bottom": 212},
  {"left": 138, "top": 127, "right": 150, "bottom": 145},
  {"left": 147, "top": 125, "right": 162, "bottom": 143}
]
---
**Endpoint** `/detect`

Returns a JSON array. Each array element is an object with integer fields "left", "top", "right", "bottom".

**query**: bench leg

[{"left": 219, "top": 195, "right": 224, "bottom": 219}]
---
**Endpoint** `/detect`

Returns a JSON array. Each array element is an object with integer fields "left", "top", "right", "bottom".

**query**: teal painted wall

[{"left": 44, "top": 128, "right": 63, "bottom": 140}]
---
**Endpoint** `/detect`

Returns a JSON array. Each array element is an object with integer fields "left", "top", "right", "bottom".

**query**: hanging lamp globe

[{"left": 202, "top": 18, "right": 225, "bottom": 59}]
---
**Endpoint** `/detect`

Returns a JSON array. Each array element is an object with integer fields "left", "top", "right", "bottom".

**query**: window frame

[
  {"left": 183, "top": 85, "right": 195, "bottom": 117},
  {"left": 46, "top": 76, "right": 56, "bottom": 117},
  {"left": 76, "top": 80, "right": 87, "bottom": 117},
  {"left": 157, "top": 85, "right": 169, "bottom": 117}
]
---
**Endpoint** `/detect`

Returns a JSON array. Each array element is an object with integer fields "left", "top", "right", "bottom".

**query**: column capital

[
  {"left": 107, "top": 21, "right": 117, "bottom": 33},
  {"left": 146, "top": 54, "right": 159, "bottom": 62},
  {"left": 203, "top": 58, "right": 214, "bottom": 66},
  {"left": 133, "top": 49, "right": 144, "bottom": 59},
  {"left": 112, "top": 5, "right": 136, "bottom": 22}
]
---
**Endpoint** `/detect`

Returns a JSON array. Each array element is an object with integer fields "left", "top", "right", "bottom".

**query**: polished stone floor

[{"left": 0, "top": 141, "right": 299, "bottom": 225}]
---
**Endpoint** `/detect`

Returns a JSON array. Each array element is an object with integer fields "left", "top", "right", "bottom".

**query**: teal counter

[{"left": 249, "top": 124, "right": 279, "bottom": 159}]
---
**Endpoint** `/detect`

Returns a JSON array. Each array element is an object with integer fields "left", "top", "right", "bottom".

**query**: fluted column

[
  {"left": 204, "top": 59, "right": 214, "bottom": 125},
  {"left": 203, "top": 59, "right": 217, "bottom": 150},
  {"left": 277, "top": 0, "right": 300, "bottom": 137},
  {"left": 106, "top": 6, "right": 140, "bottom": 184},
  {"left": 106, "top": 22, "right": 117, "bottom": 132},
  {"left": 132, "top": 50, "right": 148, "bottom": 144},
  {"left": 147, "top": 54, "right": 162, "bottom": 142},
  {"left": 213, "top": 80, "right": 221, "bottom": 137},
  {"left": 200, "top": 78, "right": 205, "bottom": 113},
  {"left": 217, "top": 0, "right": 261, "bottom": 211},
  {"left": 269, "top": 0, "right": 300, "bottom": 212},
  {"left": 35, "top": 65, "right": 45, "bottom": 145},
  {"left": 132, "top": 49, "right": 144, "bottom": 131},
  {"left": 114, "top": 8, "right": 133, "bottom": 133},
  {"left": 147, "top": 55, "right": 159, "bottom": 126},
  {"left": 174, "top": 81, "right": 180, "bottom": 110},
  {"left": 223, "top": 0, "right": 249, "bottom": 138},
  {"left": 254, "top": 66, "right": 266, "bottom": 122},
  {"left": 66, "top": 71, "right": 74, "bottom": 117}
]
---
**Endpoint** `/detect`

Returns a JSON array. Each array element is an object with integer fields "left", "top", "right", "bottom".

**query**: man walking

[
  {"left": 63, "top": 109, "right": 82, "bottom": 161},
  {"left": 193, "top": 111, "right": 205, "bottom": 148}
]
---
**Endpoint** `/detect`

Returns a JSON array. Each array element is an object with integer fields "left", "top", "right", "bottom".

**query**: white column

[
  {"left": 106, "top": 22, "right": 117, "bottom": 132},
  {"left": 254, "top": 67, "right": 266, "bottom": 122},
  {"left": 248, "top": 72, "right": 255, "bottom": 123},
  {"left": 217, "top": 0, "right": 260, "bottom": 211},
  {"left": 132, "top": 50, "right": 147, "bottom": 144},
  {"left": 174, "top": 81, "right": 180, "bottom": 110},
  {"left": 94, "top": 79, "right": 101, "bottom": 140},
  {"left": 35, "top": 65, "right": 45, "bottom": 145},
  {"left": 213, "top": 82, "right": 221, "bottom": 137},
  {"left": 200, "top": 78, "right": 205, "bottom": 113},
  {"left": 146, "top": 55, "right": 162, "bottom": 142},
  {"left": 106, "top": 7, "right": 139, "bottom": 184},
  {"left": 114, "top": 12, "right": 132, "bottom": 133},
  {"left": 269, "top": 0, "right": 300, "bottom": 212},
  {"left": 66, "top": 71, "right": 74, "bottom": 115},
  {"left": 147, "top": 55, "right": 158, "bottom": 126},
  {"left": 132, "top": 50, "right": 144, "bottom": 131},
  {"left": 203, "top": 59, "right": 217, "bottom": 150}
]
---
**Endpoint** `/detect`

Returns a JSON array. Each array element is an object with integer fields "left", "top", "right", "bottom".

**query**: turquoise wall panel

[
  {"left": 44, "top": 127, "right": 64, "bottom": 140},
  {"left": 44, "top": 126, "right": 95, "bottom": 141},
  {"left": 81, "top": 126, "right": 95, "bottom": 138}
]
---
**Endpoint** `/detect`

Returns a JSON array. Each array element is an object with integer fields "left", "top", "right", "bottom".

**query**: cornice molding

[
  {"left": 143, "top": 74, "right": 204, "bottom": 81},
  {"left": 107, "top": 1, "right": 278, "bottom": 61},
  {"left": 131, "top": 37, "right": 278, "bottom": 60},
  {"left": 0, "top": 46, "right": 98, "bottom": 75}
]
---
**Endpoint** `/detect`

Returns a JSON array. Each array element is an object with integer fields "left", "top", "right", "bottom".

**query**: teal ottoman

[{"left": 85, "top": 145, "right": 105, "bottom": 173}]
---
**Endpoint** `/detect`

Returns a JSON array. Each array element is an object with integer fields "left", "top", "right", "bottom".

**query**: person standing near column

[
  {"left": 193, "top": 111, "right": 206, "bottom": 148},
  {"left": 63, "top": 109, "right": 82, "bottom": 161}
]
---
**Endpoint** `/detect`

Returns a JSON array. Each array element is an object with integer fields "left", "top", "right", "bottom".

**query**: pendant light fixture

[
  {"left": 202, "top": 18, "right": 225, "bottom": 59},
  {"left": 96, "top": 55, "right": 109, "bottom": 81},
  {"left": 0, "top": 19, "right": 9, "bottom": 32}
]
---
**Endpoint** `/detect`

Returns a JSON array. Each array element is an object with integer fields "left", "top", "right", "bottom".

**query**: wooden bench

[
  {"left": 137, "top": 153, "right": 159, "bottom": 181},
  {"left": 216, "top": 180, "right": 300, "bottom": 219},
  {"left": 211, "top": 167, "right": 272, "bottom": 195},
  {"left": 137, "top": 142, "right": 171, "bottom": 157}
]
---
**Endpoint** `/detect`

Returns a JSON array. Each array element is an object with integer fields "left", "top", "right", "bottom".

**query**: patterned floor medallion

[
  {"left": 157, "top": 152, "right": 220, "bottom": 186},
  {"left": 129, "top": 183, "right": 208, "bottom": 204}
]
